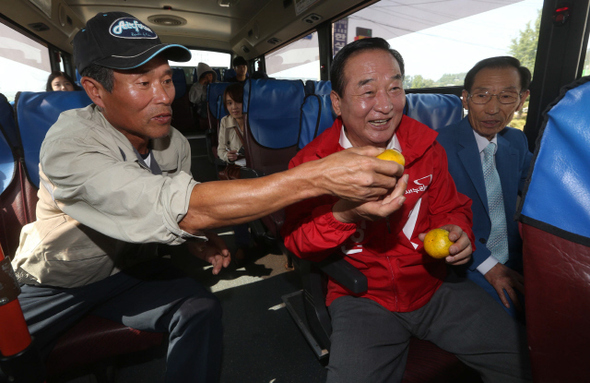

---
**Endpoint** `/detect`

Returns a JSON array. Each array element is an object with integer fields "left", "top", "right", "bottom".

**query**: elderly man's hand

[
  {"left": 418, "top": 224, "right": 472, "bottom": 265},
  {"left": 186, "top": 232, "right": 231, "bottom": 275},
  {"left": 484, "top": 263, "right": 524, "bottom": 310},
  {"left": 316, "top": 146, "right": 405, "bottom": 203}
]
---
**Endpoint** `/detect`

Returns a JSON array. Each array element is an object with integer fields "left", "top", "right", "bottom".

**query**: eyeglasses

[{"left": 468, "top": 90, "right": 521, "bottom": 105}]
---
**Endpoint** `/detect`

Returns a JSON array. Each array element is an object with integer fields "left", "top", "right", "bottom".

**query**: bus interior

[{"left": 1, "top": 0, "right": 589, "bottom": 382}]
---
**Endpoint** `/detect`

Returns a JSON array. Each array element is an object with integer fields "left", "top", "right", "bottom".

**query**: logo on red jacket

[{"left": 405, "top": 174, "right": 432, "bottom": 194}]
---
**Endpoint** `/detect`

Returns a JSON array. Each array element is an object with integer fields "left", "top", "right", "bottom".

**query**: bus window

[
  {"left": 265, "top": 32, "right": 320, "bottom": 81},
  {"left": 170, "top": 49, "right": 231, "bottom": 84},
  {"left": 0, "top": 20, "right": 51, "bottom": 102},
  {"left": 332, "top": 0, "right": 543, "bottom": 90}
]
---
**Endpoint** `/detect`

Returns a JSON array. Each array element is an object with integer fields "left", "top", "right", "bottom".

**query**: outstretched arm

[{"left": 179, "top": 146, "right": 404, "bottom": 233}]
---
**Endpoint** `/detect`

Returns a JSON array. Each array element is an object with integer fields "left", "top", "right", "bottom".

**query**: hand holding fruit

[
  {"left": 332, "top": 148, "right": 407, "bottom": 223},
  {"left": 419, "top": 224, "right": 472, "bottom": 265},
  {"left": 376, "top": 148, "right": 405, "bottom": 166}
]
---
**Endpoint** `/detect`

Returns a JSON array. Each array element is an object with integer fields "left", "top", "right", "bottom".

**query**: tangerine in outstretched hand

[
  {"left": 376, "top": 149, "right": 405, "bottom": 166},
  {"left": 423, "top": 228, "right": 454, "bottom": 259}
]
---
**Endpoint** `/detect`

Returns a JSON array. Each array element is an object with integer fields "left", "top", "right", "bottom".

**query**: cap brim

[{"left": 95, "top": 44, "right": 191, "bottom": 70}]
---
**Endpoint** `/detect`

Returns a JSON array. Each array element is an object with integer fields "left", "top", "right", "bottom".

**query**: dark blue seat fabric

[
  {"left": 207, "top": 83, "right": 231, "bottom": 124},
  {"left": 304, "top": 80, "right": 332, "bottom": 95},
  {"left": 299, "top": 94, "right": 336, "bottom": 149},
  {"left": 405, "top": 93, "right": 463, "bottom": 130},
  {"left": 298, "top": 91, "right": 462, "bottom": 151},
  {"left": 223, "top": 68, "right": 236, "bottom": 82},
  {"left": 172, "top": 68, "right": 187, "bottom": 99},
  {"left": 0, "top": 93, "right": 19, "bottom": 149},
  {"left": 520, "top": 78, "right": 590, "bottom": 240},
  {"left": 15, "top": 91, "right": 92, "bottom": 188},
  {"left": 0, "top": 123, "right": 15, "bottom": 196},
  {"left": 533, "top": 75, "right": 590, "bottom": 220},
  {"left": 243, "top": 78, "right": 305, "bottom": 151}
]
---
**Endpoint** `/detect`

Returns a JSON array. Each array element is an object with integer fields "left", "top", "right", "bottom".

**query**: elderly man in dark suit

[{"left": 437, "top": 56, "right": 532, "bottom": 319}]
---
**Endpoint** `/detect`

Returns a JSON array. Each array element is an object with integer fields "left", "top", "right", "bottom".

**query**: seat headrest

[
  {"left": 0, "top": 93, "right": 18, "bottom": 148},
  {"left": 299, "top": 94, "right": 335, "bottom": 149},
  {"left": 0, "top": 127, "right": 15, "bottom": 194},
  {"left": 207, "top": 83, "right": 231, "bottom": 120},
  {"left": 244, "top": 79, "right": 305, "bottom": 149},
  {"left": 16, "top": 91, "right": 93, "bottom": 188},
  {"left": 172, "top": 68, "right": 187, "bottom": 99},
  {"left": 404, "top": 93, "right": 463, "bottom": 130}
]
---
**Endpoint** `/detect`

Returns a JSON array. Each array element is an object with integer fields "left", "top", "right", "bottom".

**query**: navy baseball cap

[{"left": 74, "top": 12, "right": 191, "bottom": 74}]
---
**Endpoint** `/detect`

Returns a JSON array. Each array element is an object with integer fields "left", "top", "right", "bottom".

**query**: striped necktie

[{"left": 482, "top": 142, "right": 509, "bottom": 264}]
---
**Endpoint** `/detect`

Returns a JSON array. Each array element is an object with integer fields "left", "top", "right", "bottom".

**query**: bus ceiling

[{"left": 2, "top": 0, "right": 525, "bottom": 58}]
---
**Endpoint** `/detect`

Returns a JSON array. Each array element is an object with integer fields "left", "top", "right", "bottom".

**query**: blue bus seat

[
  {"left": 206, "top": 82, "right": 230, "bottom": 131},
  {"left": 405, "top": 93, "right": 463, "bottom": 130},
  {"left": 0, "top": 93, "right": 20, "bottom": 149},
  {"left": 172, "top": 67, "right": 186, "bottom": 99},
  {"left": 298, "top": 93, "right": 336, "bottom": 149},
  {"left": 223, "top": 68, "right": 236, "bottom": 82},
  {"left": 298, "top": 90, "right": 462, "bottom": 152},
  {"left": 0, "top": 114, "right": 20, "bottom": 258},
  {"left": 243, "top": 78, "right": 305, "bottom": 176},
  {"left": 15, "top": 91, "right": 93, "bottom": 189},
  {"left": 518, "top": 76, "right": 590, "bottom": 383},
  {"left": 170, "top": 67, "right": 197, "bottom": 133},
  {"left": 240, "top": 79, "right": 304, "bottom": 240},
  {"left": 304, "top": 80, "right": 332, "bottom": 95},
  {"left": 205, "top": 82, "right": 231, "bottom": 164}
]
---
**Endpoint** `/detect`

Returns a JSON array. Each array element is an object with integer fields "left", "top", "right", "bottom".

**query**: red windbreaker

[{"left": 281, "top": 116, "right": 474, "bottom": 312}]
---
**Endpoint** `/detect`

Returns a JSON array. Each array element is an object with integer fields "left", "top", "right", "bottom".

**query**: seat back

[
  {"left": 170, "top": 67, "right": 197, "bottom": 133},
  {"left": 517, "top": 76, "right": 590, "bottom": 383},
  {"left": 304, "top": 80, "right": 332, "bottom": 96},
  {"left": 0, "top": 94, "right": 37, "bottom": 258},
  {"left": 243, "top": 78, "right": 305, "bottom": 175},
  {"left": 405, "top": 93, "right": 463, "bottom": 130},
  {"left": 298, "top": 94, "right": 336, "bottom": 149},
  {"left": 298, "top": 89, "right": 463, "bottom": 151},
  {"left": 205, "top": 82, "right": 231, "bottom": 164},
  {"left": 15, "top": 91, "right": 93, "bottom": 188},
  {"left": 206, "top": 82, "right": 231, "bottom": 131},
  {"left": 0, "top": 111, "right": 18, "bottom": 258}
]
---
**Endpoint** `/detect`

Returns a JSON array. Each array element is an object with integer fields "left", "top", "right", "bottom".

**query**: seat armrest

[{"left": 317, "top": 254, "right": 367, "bottom": 294}]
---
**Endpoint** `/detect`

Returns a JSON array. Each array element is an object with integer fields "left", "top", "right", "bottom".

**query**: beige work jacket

[{"left": 11, "top": 105, "right": 198, "bottom": 288}]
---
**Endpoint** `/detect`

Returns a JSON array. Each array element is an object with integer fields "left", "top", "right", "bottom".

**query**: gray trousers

[
  {"left": 327, "top": 276, "right": 532, "bottom": 383},
  {"left": 17, "top": 258, "right": 222, "bottom": 383}
]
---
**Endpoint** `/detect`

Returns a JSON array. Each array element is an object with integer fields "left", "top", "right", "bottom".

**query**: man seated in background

[
  {"left": 282, "top": 37, "right": 531, "bottom": 383},
  {"left": 226, "top": 56, "right": 249, "bottom": 84},
  {"left": 7, "top": 12, "right": 406, "bottom": 383},
  {"left": 436, "top": 56, "right": 533, "bottom": 319}
]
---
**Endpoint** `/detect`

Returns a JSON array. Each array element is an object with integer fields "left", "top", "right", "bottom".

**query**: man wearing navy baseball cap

[{"left": 9, "top": 11, "right": 408, "bottom": 383}]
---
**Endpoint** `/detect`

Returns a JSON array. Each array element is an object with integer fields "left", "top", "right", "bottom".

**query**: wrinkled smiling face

[
  {"left": 331, "top": 49, "right": 406, "bottom": 148},
  {"left": 463, "top": 66, "right": 529, "bottom": 140}
]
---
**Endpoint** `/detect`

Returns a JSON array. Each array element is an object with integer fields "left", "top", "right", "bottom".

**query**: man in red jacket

[{"left": 282, "top": 38, "right": 531, "bottom": 383}]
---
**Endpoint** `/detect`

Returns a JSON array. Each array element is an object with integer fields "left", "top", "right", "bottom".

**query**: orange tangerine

[
  {"left": 423, "top": 228, "right": 454, "bottom": 259},
  {"left": 376, "top": 149, "right": 405, "bottom": 166}
]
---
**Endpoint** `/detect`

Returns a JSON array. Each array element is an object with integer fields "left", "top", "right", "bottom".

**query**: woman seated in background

[
  {"left": 46, "top": 71, "right": 80, "bottom": 91},
  {"left": 217, "top": 82, "right": 246, "bottom": 166},
  {"left": 217, "top": 83, "right": 252, "bottom": 265}
]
